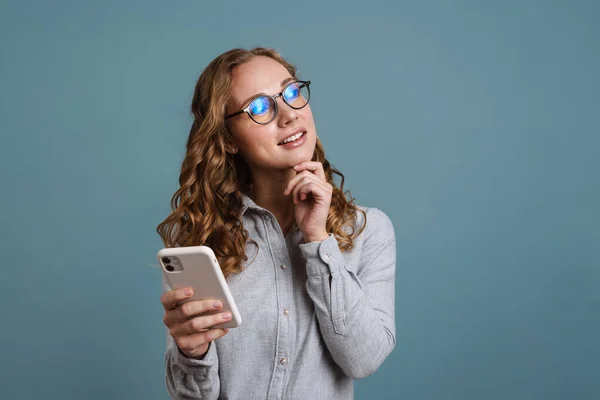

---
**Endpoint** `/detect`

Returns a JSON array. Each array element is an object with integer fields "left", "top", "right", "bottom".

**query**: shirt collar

[{"left": 241, "top": 193, "right": 264, "bottom": 215}]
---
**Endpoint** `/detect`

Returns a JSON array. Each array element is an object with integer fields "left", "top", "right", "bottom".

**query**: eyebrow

[{"left": 238, "top": 77, "right": 297, "bottom": 109}]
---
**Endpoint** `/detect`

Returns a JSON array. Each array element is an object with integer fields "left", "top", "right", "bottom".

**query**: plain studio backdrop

[{"left": 0, "top": 1, "right": 598, "bottom": 399}]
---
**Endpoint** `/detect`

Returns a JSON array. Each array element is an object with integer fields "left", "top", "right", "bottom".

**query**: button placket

[{"left": 267, "top": 213, "right": 293, "bottom": 395}]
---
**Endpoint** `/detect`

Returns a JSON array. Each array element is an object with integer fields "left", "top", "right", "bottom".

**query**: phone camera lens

[
  {"left": 166, "top": 265, "right": 174, "bottom": 272},
  {"left": 162, "top": 257, "right": 171, "bottom": 264}
]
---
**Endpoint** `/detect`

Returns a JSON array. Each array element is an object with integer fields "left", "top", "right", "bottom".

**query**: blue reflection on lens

[
  {"left": 284, "top": 83, "right": 299, "bottom": 102},
  {"left": 250, "top": 97, "right": 271, "bottom": 116}
]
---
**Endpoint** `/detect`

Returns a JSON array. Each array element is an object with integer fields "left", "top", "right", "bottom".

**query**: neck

[{"left": 248, "top": 167, "right": 296, "bottom": 236}]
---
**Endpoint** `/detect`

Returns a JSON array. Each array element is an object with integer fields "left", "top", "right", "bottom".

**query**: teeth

[{"left": 281, "top": 132, "right": 304, "bottom": 144}]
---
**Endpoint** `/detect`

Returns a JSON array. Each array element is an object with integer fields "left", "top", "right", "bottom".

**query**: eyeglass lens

[{"left": 248, "top": 82, "right": 310, "bottom": 124}]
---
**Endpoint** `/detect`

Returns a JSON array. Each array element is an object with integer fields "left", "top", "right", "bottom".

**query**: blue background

[{"left": 1, "top": 0, "right": 599, "bottom": 399}]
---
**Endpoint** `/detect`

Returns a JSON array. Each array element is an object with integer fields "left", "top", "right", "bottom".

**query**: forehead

[{"left": 230, "top": 56, "right": 293, "bottom": 106}]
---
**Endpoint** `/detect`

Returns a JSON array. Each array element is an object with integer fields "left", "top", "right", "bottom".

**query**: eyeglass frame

[{"left": 224, "top": 80, "right": 311, "bottom": 125}]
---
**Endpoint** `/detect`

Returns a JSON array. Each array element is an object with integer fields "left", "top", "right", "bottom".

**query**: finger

[
  {"left": 177, "top": 328, "right": 230, "bottom": 357},
  {"left": 290, "top": 176, "right": 319, "bottom": 203},
  {"left": 294, "top": 161, "right": 326, "bottom": 180},
  {"left": 285, "top": 171, "right": 328, "bottom": 197},
  {"left": 163, "top": 299, "right": 223, "bottom": 326},
  {"left": 291, "top": 177, "right": 331, "bottom": 204},
  {"left": 284, "top": 170, "right": 313, "bottom": 196},
  {"left": 161, "top": 288, "right": 193, "bottom": 311},
  {"left": 172, "top": 311, "right": 233, "bottom": 337}
]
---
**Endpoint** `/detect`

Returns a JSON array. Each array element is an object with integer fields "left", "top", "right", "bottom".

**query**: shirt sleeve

[
  {"left": 162, "top": 275, "right": 221, "bottom": 400},
  {"left": 299, "top": 207, "right": 396, "bottom": 379}
]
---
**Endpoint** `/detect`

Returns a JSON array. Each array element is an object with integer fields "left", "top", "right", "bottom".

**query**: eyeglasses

[{"left": 225, "top": 80, "right": 311, "bottom": 125}]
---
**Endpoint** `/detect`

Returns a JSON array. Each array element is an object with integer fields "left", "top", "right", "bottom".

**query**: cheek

[
  {"left": 232, "top": 123, "right": 276, "bottom": 153},
  {"left": 300, "top": 106, "right": 316, "bottom": 127},
  {"left": 231, "top": 121, "right": 259, "bottom": 146}
]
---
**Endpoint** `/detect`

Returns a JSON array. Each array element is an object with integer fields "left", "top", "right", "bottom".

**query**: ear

[
  {"left": 221, "top": 128, "right": 238, "bottom": 155},
  {"left": 225, "top": 138, "right": 239, "bottom": 155}
]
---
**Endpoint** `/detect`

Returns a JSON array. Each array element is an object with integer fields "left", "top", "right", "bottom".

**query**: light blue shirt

[{"left": 163, "top": 195, "right": 396, "bottom": 399}]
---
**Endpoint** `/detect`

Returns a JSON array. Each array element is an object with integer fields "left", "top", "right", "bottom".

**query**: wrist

[
  {"left": 303, "top": 232, "right": 329, "bottom": 243},
  {"left": 178, "top": 342, "right": 210, "bottom": 360}
]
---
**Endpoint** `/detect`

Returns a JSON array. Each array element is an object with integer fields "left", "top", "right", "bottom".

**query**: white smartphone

[{"left": 157, "top": 246, "right": 242, "bottom": 329}]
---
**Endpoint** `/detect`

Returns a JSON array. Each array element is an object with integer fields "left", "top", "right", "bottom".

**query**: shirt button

[
  {"left": 280, "top": 264, "right": 287, "bottom": 270},
  {"left": 280, "top": 357, "right": 288, "bottom": 365},
  {"left": 283, "top": 308, "right": 289, "bottom": 316}
]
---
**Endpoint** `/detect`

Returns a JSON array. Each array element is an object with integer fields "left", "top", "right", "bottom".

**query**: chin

[
  {"left": 274, "top": 133, "right": 317, "bottom": 168},
  {"left": 294, "top": 144, "right": 317, "bottom": 164},
  {"left": 281, "top": 153, "right": 311, "bottom": 169}
]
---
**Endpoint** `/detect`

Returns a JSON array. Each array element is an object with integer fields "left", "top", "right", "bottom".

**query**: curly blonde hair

[{"left": 157, "top": 47, "right": 366, "bottom": 278}]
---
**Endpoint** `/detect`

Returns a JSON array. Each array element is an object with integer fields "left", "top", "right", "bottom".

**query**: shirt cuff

[
  {"left": 171, "top": 340, "right": 217, "bottom": 376},
  {"left": 299, "top": 233, "right": 342, "bottom": 276}
]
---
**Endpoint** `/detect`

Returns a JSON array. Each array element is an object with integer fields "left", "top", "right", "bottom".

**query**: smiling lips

[
  {"left": 279, "top": 131, "right": 305, "bottom": 145},
  {"left": 278, "top": 128, "right": 307, "bottom": 145}
]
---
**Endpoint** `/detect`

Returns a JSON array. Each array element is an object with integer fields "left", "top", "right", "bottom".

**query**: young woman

[{"left": 157, "top": 47, "right": 396, "bottom": 400}]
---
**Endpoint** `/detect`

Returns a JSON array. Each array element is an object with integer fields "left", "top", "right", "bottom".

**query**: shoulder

[
  {"left": 345, "top": 206, "right": 396, "bottom": 274},
  {"left": 354, "top": 205, "right": 395, "bottom": 243}
]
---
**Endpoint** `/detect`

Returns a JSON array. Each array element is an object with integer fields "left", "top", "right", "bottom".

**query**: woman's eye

[
  {"left": 284, "top": 84, "right": 299, "bottom": 101},
  {"left": 250, "top": 97, "right": 270, "bottom": 115}
]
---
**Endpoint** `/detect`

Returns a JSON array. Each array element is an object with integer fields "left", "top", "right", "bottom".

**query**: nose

[{"left": 276, "top": 97, "right": 298, "bottom": 127}]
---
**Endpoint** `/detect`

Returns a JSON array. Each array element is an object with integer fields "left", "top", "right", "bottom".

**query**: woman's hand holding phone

[{"left": 161, "top": 287, "right": 231, "bottom": 358}]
